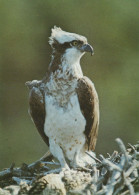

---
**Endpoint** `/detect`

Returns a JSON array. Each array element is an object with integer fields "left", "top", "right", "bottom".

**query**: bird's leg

[
  {"left": 49, "top": 139, "right": 70, "bottom": 170},
  {"left": 71, "top": 151, "right": 91, "bottom": 171},
  {"left": 70, "top": 151, "right": 80, "bottom": 168}
]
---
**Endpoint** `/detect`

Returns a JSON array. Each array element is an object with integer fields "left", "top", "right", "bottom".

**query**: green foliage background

[{"left": 0, "top": 0, "right": 139, "bottom": 169}]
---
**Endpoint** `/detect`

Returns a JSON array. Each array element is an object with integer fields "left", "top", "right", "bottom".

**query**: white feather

[
  {"left": 44, "top": 93, "right": 86, "bottom": 162},
  {"left": 44, "top": 72, "right": 95, "bottom": 167},
  {"left": 49, "top": 26, "right": 87, "bottom": 45},
  {"left": 62, "top": 47, "right": 84, "bottom": 74}
]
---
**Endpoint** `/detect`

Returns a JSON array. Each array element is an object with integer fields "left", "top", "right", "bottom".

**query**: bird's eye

[{"left": 72, "top": 41, "right": 78, "bottom": 46}]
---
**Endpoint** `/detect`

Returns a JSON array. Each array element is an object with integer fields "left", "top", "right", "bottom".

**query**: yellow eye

[{"left": 72, "top": 41, "right": 78, "bottom": 46}]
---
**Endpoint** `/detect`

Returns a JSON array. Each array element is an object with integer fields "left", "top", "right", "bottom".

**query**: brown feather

[
  {"left": 76, "top": 76, "right": 99, "bottom": 151},
  {"left": 28, "top": 84, "right": 49, "bottom": 146}
]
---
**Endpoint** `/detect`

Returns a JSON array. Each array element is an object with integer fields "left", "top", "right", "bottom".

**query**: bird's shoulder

[
  {"left": 25, "top": 72, "right": 49, "bottom": 90},
  {"left": 76, "top": 76, "right": 98, "bottom": 101}
]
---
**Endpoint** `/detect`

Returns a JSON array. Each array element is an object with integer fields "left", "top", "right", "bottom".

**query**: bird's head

[{"left": 49, "top": 26, "right": 94, "bottom": 64}]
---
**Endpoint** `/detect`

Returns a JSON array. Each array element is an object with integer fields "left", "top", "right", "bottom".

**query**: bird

[{"left": 26, "top": 26, "right": 99, "bottom": 169}]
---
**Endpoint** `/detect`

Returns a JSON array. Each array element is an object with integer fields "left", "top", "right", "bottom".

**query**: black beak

[{"left": 80, "top": 44, "right": 94, "bottom": 56}]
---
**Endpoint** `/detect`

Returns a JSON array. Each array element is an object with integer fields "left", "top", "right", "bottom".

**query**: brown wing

[
  {"left": 27, "top": 84, "right": 49, "bottom": 146},
  {"left": 76, "top": 76, "right": 99, "bottom": 151}
]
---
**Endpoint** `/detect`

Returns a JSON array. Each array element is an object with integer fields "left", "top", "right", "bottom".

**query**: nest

[{"left": 0, "top": 138, "right": 139, "bottom": 195}]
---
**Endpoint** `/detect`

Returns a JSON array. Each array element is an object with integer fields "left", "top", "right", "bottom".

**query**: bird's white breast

[{"left": 44, "top": 93, "right": 86, "bottom": 161}]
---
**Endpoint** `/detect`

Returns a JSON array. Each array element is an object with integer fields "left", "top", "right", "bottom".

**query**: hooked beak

[{"left": 80, "top": 43, "right": 94, "bottom": 56}]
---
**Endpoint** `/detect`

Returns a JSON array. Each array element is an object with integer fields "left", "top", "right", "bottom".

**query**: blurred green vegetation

[{"left": 0, "top": 0, "right": 139, "bottom": 170}]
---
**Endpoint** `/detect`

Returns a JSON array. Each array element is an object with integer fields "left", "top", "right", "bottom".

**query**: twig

[
  {"left": 123, "top": 172, "right": 134, "bottom": 195},
  {"left": 116, "top": 138, "right": 129, "bottom": 169},
  {"left": 85, "top": 151, "right": 102, "bottom": 163},
  {"left": 99, "top": 155, "right": 122, "bottom": 172}
]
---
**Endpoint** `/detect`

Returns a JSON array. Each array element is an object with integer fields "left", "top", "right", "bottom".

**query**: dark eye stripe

[{"left": 52, "top": 40, "right": 71, "bottom": 52}]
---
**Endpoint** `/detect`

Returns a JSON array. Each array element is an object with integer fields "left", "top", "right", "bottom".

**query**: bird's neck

[{"left": 49, "top": 52, "right": 83, "bottom": 80}]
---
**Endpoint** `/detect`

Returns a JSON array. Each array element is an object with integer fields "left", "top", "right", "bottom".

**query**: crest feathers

[
  {"left": 48, "top": 26, "right": 87, "bottom": 46},
  {"left": 49, "top": 26, "right": 62, "bottom": 46}
]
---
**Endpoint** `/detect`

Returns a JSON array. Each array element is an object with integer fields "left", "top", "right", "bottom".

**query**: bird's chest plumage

[{"left": 44, "top": 78, "right": 86, "bottom": 160}]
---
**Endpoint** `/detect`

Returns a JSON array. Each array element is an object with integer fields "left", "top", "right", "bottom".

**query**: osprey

[{"left": 26, "top": 26, "right": 99, "bottom": 169}]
